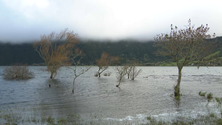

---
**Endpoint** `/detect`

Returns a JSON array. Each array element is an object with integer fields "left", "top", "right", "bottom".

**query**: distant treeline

[
  {"left": 0, "top": 40, "right": 163, "bottom": 66},
  {"left": 0, "top": 37, "right": 222, "bottom": 66}
]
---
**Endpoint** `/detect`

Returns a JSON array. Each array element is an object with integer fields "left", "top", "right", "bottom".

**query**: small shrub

[
  {"left": 147, "top": 116, "right": 152, "bottom": 120},
  {"left": 103, "top": 72, "right": 111, "bottom": 76},
  {"left": 199, "top": 91, "right": 207, "bottom": 96},
  {"left": 41, "top": 116, "right": 47, "bottom": 123},
  {"left": 57, "top": 118, "right": 67, "bottom": 124},
  {"left": 217, "top": 119, "right": 222, "bottom": 125},
  {"left": 215, "top": 97, "right": 221, "bottom": 104},
  {"left": 207, "top": 93, "right": 213, "bottom": 100},
  {"left": 94, "top": 73, "right": 99, "bottom": 77},
  {"left": 175, "top": 95, "right": 180, "bottom": 100},
  {"left": 3, "top": 65, "right": 34, "bottom": 80},
  {"left": 210, "top": 113, "right": 216, "bottom": 118},
  {"left": 46, "top": 116, "right": 55, "bottom": 124}
]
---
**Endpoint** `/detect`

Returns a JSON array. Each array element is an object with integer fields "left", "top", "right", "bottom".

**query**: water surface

[{"left": 0, "top": 66, "right": 222, "bottom": 124}]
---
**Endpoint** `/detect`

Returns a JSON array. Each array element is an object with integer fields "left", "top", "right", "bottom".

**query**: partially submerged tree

[
  {"left": 33, "top": 29, "right": 77, "bottom": 82},
  {"left": 129, "top": 66, "right": 142, "bottom": 80},
  {"left": 3, "top": 64, "right": 34, "bottom": 80},
  {"left": 125, "top": 60, "right": 142, "bottom": 80},
  {"left": 125, "top": 65, "right": 132, "bottom": 79},
  {"left": 115, "top": 66, "right": 128, "bottom": 87},
  {"left": 69, "top": 48, "right": 91, "bottom": 93},
  {"left": 95, "top": 52, "right": 119, "bottom": 77},
  {"left": 155, "top": 19, "right": 216, "bottom": 98}
]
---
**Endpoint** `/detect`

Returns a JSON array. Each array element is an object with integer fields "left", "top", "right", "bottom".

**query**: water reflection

[{"left": 36, "top": 78, "right": 80, "bottom": 117}]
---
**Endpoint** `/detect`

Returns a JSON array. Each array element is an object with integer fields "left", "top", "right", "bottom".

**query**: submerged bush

[
  {"left": 104, "top": 72, "right": 111, "bottom": 76},
  {"left": 199, "top": 91, "right": 207, "bottom": 97},
  {"left": 3, "top": 65, "right": 34, "bottom": 80},
  {"left": 207, "top": 93, "right": 213, "bottom": 101},
  {"left": 94, "top": 73, "right": 99, "bottom": 77},
  {"left": 115, "top": 66, "right": 127, "bottom": 87},
  {"left": 215, "top": 97, "right": 222, "bottom": 104},
  {"left": 175, "top": 95, "right": 180, "bottom": 101}
]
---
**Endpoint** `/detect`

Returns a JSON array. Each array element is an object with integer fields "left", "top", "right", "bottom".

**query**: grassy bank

[{"left": 1, "top": 108, "right": 222, "bottom": 125}]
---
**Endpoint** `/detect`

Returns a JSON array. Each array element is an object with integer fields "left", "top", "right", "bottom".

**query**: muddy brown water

[{"left": 0, "top": 66, "right": 222, "bottom": 124}]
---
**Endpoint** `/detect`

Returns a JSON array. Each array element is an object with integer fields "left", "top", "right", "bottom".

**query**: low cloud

[{"left": 0, "top": 0, "right": 221, "bottom": 42}]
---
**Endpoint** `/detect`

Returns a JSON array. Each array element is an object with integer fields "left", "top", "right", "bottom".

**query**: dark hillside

[{"left": 0, "top": 37, "right": 221, "bottom": 66}]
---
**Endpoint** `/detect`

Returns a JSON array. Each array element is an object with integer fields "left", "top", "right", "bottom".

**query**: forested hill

[
  {"left": 0, "top": 37, "right": 222, "bottom": 66},
  {"left": 0, "top": 40, "right": 164, "bottom": 66},
  {"left": 78, "top": 40, "right": 168, "bottom": 65}
]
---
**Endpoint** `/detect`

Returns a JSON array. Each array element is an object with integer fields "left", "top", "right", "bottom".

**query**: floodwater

[{"left": 0, "top": 66, "right": 222, "bottom": 124}]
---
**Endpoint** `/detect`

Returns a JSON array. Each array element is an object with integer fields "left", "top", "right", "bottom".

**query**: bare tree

[
  {"left": 95, "top": 52, "right": 119, "bottom": 77},
  {"left": 155, "top": 19, "right": 216, "bottom": 98},
  {"left": 125, "top": 65, "right": 133, "bottom": 79},
  {"left": 130, "top": 66, "right": 142, "bottom": 80},
  {"left": 115, "top": 66, "right": 128, "bottom": 87},
  {"left": 33, "top": 29, "right": 77, "bottom": 83},
  {"left": 3, "top": 64, "right": 34, "bottom": 80},
  {"left": 69, "top": 48, "right": 91, "bottom": 93},
  {"left": 125, "top": 60, "right": 142, "bottom": 80}
]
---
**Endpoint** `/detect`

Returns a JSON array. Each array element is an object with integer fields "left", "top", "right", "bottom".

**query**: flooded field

[{"left": 0, "top": 66, "right": 222, "bottom": 124}]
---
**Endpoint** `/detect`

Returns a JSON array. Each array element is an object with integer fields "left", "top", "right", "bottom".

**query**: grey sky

[{"left": 0, "top": 0, "right": 222, "bottom": 43}]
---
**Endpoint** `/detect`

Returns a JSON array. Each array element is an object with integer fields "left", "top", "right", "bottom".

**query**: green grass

[
  {"left": 0, "top": 112, "right": 222, "bottom": 125},
  {"left": 145, "top": 113, "right": 222, "bottom": 125},
  {"left": 2, "top": 107, "right": 222, "bottom": 125},
  {"left": 204, "top": 51, "right": 220, "bottom": 60},
  {"left": 158, "top": 51, "right": 221, "bottom": 66},
  {"left": 46, "top": 116, "right": 55, "bottom": 125}
]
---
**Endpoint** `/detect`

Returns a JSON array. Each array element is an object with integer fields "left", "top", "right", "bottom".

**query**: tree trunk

[
  {"left": 116, "top": 82, "right": 120, "bottom": 87},
  {"left": 50, "top": 72, "right": 53, "bottom": 79},
  {"left": 174, "top": 67, "right": 182, "bottom": 97},
  {"left": 49, "top": 72, "right": 54, "bottom": 87},
  {"left": 49, "top": 79, "right": 52, "bottom": 87},
  {"left": 72, "top": 77, "right": 77, "bottom": 93},
  {"left": 116, "top": 75, "right": 123, "bottom": 87},
  {"left": 97, "top": 68, "right": 101, "bottom": 77}
]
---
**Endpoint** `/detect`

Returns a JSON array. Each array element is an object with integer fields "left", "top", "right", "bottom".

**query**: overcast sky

[{"left": 0, "top": 0, "right": 222, "bottom": 43}]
